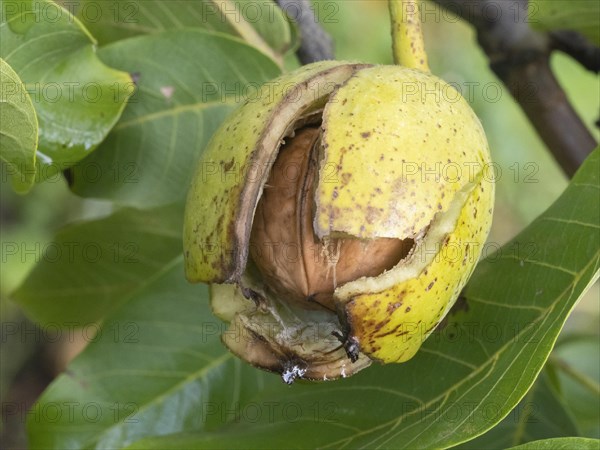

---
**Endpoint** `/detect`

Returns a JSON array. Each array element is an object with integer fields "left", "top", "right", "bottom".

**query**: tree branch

[
  {"left": 432, "top": 0, "right": 597, "bottom": 177},
  {"left": 549, "top": 30, "right": 600, "bottom": 73},
  {"left": 276, "top": 0, "right": 334, "bottom": 64}
]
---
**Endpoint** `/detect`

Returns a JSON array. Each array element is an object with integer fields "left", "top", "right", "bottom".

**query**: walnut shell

[{"left": 250, "top": 127, "right": 413, "bottom": 311}]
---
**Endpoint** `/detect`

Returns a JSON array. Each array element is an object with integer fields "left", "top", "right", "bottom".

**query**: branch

[
  {"left": 549, "top": 30, "right": 600, "bottom": 73},
  {"left": 432, "top": 0, "right": 597, "bottom": 177},
  {"left": 275, "top": 0, "right": 334, "bottom": 64}
]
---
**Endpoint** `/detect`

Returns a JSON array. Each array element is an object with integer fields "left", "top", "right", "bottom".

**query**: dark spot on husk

[
  {"left": 387, "top": 301, "right": 403, "bottom": 313},
  {"left": 223, "top": 158, "right": 235, "bottom": 172}
]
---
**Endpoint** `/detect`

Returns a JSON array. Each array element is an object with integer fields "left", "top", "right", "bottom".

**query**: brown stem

[
  {"left": 549, "top": 30, "right": 600, "bottom": 73},
  {"left": 494, "top": 54, "right": 595, "bottom": 176},
  {"left": 432, "top": 0, "right": 597, "bottom": 177}
]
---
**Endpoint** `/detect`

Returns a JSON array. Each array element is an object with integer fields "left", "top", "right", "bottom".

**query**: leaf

[
  {"left": 27, "top": 149, "right": 600, "bottom": 449},
  {"left": 507, "top": 437, "right": 600, "bottom": 450},
  {"left": 550, "top": 335, "right": 600, "bottom": 437},
  {"left": 73, "top": 0, "right": 292, "bottom": 65},
  {"left": 453, "top": 371, "right": 579, "bottom": 449},
  {"left": 529, "top": 1, "right": 600, "bottom": 46},
  {"left": 13, "top": 204, "right": 183, "bottom": 325},
  {"left": 68, "top": 29, "right": 281, "bottom": 208},
  {"left": 0, "top": 0, "right": 133, "bottom": 174},
  {"left": 26, "top": 259, "right": 283, "bottom": 449},
  {"left": 0, "top": 57, "right": 38, "bottom": 193}
]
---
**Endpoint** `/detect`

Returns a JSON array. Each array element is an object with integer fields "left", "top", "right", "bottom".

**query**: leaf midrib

[{"left": 114, "top": 98, "right": 238, "bottom": 131}]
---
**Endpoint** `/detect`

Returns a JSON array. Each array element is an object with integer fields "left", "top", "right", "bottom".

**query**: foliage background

[{"left": 1, "top": 1, "right": 598, "bottom": 449}]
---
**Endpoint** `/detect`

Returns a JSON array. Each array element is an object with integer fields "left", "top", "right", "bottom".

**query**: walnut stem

[{"left": 389, "top": 0, "right": 430, "bottom": 72}]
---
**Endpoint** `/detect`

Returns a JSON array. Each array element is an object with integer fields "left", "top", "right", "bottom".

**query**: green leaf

[
  {"left": 0, "top": 57, "right": 38, "bottom": 193},
  {"left": 12, "top": 204, "right": 183, "bottom": 325},
  {"left": 68, "top": 29, "right": 281, "bottom": 208},
  {"left": 529, "top": 0, "right": 600, "bottom": 46},
  {"left": 26, "top": 259, "right": 281, "bottom": 449},
  {"left": 26, "top": 150, "right": 600, "bottom": 449},
  {"left": 0, "top": 0, "right": 133, "bottom": 173},
  {"left": 507, "top": 437, "right": 600, "bottom": 450},
  {"left": 74, "top": 0, "right": 292, "bottom": 65},
  {"left": 453, "top": 371, "right": 579, "bottom": 449},
  {"left": 551, "top": 335, "right": 600, "bottom": 437}
]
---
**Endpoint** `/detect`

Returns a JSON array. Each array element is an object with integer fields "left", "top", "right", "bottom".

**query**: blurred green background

[{"left": 1, "top": 0, "right": 598, "bottom": 445}]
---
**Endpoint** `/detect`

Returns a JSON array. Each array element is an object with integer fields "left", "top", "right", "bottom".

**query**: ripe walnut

[{"left": 184, "top": 61, "right": 494, "bottom": 382}]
